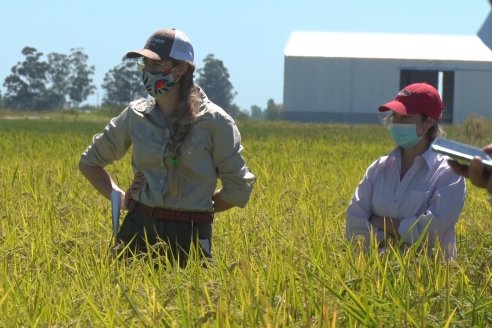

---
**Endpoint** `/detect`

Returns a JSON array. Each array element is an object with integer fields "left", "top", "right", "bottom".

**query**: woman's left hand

[{"left": 370, "top": 215, "right": 400, "bottom": 239}]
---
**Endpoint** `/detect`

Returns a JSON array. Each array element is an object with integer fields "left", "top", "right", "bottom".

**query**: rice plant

[{"left": 0, "top": 114, "right": 491, "bottom": 327}]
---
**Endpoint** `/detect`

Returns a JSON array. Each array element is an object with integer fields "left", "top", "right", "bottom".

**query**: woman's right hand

[
  {"left": 122, "top": 172, "right": 146, "bottom": 210},
  {"left": 449, "top": 143, "right": 492, "bottom": 194}
]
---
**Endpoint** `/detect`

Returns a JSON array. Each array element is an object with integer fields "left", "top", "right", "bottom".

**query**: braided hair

[{"left": 168, "top": 63, "right": 201, "bottom": 161}]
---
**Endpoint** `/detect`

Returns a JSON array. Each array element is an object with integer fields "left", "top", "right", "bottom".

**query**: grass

[{"left": 0, "top": 111, "right": 491, "bottom": 327}]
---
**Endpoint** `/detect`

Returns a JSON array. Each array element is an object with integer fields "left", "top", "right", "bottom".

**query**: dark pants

[{"left": 116, "top": 209, "right": 212, "bottom": 267}]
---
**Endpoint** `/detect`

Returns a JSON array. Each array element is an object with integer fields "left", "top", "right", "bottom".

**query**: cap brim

[
  {"left": 125, "top": 49, "right": 162, "bottom": 60},
  {"left": 378, "top": 100, "right": 408, "bottom": 115}
]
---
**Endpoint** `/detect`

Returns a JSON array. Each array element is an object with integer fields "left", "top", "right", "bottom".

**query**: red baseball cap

[{"left": 378, "top": 82, "right": 444, "bottom": 120}]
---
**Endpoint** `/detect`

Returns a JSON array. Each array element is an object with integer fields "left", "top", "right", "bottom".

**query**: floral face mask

[{"left": 141, "top": 67, "right": 179, "bottom": 98}]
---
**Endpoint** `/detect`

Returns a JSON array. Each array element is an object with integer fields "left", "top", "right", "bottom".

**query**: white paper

[{"left": 111, "top": 190, "right": 122, "bottom": 238}]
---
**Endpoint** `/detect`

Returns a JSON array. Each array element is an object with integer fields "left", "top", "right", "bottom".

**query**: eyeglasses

[
  {"left": 389, "top": 113, "right": 426, "bottom": 124},
  {"left": 137, "top": 58, "right": 176, "bottom": 71}
]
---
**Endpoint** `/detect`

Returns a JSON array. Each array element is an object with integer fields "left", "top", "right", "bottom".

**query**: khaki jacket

[{"left": 80, "top": 89, "right": 255, "bottom": 212}]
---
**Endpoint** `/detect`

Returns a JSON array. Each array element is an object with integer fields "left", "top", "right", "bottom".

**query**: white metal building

[{"left": 283, "top": 13, "right": 492, "bottom": 124}]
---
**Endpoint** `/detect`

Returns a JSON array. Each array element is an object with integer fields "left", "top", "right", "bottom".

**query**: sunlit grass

[{"left": 0, "top": 114, "right": 491, "bottom": 326}]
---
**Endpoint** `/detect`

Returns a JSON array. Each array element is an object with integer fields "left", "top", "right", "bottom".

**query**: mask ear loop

[
  {"left": 380, "top": 112, "right": 393, "bottom": 127},
  {"left": 170, "top": 64, "right": 185, "bottom": 84}
]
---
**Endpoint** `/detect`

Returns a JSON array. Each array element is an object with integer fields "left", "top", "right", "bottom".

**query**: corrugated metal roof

[{"left": 284, "top": 31, "right": 492, "bottom": 62}]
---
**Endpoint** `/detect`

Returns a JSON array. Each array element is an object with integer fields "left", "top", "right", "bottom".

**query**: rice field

[{"left": 0, "top": 111, "right": 491, "bottom": 327}]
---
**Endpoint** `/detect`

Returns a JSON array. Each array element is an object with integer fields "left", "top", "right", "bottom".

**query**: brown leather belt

[{"left": 134, "top": 201, "right": 214, "bottom": 224}]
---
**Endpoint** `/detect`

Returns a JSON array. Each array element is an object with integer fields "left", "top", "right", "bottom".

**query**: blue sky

[{"left": 0, "top": 0, "right": 490, "bottom": 110}]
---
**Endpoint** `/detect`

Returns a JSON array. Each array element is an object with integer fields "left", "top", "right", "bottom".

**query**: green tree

[
  {"left": 3, "top": 47, "right": 51, "bottom": 110},
  {"left": 47, "top": 52, "right": 70, "bottom": 108},
  {"left": 227, "top": 103, "right": 241, "bottom": 118},
  {"left": 45, "top": 49, "right": 95, "bottom": 108},
  {"left": 3, "top": 47, "right": 95, "bottom": 110},
  {"left": 66, "top": 48, "right": 96, "bottom": 108},
  {"left": 196, "top": 54, "right": 237, "bottom": 116},
  {"left": 235, "top": 109, "right": 250, "bottom": 121},
  {"left": 264, "top": 98, "right": 282, "bottom": 121},
  {"left": 250, "top": 105, "right": 263, "bottom": 119},
  {"left": 101, "top": 60, "right": 146, "bottom": 106}
]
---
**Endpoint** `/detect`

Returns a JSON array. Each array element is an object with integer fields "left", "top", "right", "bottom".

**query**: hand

[
  {"left": 448, "top": 143, "right": 492, "bottom": 194},
  {"left": 369, "top": 215, "right": 400, "bottom": 239},
  {"left": 122, "top": 172, "right": 146, "bottom": 210},
  {"left": 212, "top": 190, "right": 234, "bottom": 213}
]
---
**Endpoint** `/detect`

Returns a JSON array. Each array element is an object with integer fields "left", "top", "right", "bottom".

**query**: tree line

[{"left": 0, "top": 47, "right": 282, "bottom": 120}]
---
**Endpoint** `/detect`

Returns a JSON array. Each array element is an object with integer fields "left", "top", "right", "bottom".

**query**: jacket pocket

[{"left": 132, "top": 129, "right": 168, "bottom": 168}]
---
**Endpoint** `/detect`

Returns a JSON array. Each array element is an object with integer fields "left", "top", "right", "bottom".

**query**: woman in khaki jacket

[{"left": 79, "top": 28, "right": 255, "bottom": 267}]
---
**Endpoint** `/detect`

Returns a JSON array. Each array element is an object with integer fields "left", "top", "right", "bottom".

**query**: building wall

[
  {"left": 284, "top": 57, "right": 396, "bottom": 116},
  {"left": 283, "top": 57, "right": 412, "bottom": 123},
  {"left": 454, "top": 70, "right": 492, "bottom": 123},
  {"left": 284, "top": 56, "right": 492, "bottom": 124}
]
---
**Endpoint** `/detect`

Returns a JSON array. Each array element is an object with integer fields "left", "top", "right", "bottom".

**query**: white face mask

[{"left": 141, "top": 68, "right": 179, "bottom": 98}]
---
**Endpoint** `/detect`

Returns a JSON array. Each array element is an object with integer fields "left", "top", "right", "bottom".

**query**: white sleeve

[
  {"left": 397, "top": 171, "right": 466, "bottom": 245},
  {"left": 346, "top": 159, "right": 384, "bottom": 246}
]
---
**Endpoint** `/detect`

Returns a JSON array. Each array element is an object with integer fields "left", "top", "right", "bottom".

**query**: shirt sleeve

[
  {"left": 346, "top": 159, "right": 384, "bottom": 246},
  {"left": 397, "top": 170, "right": 466, "bottom": 245},
  {"left": 79, "top": 107, "right": 132, "bottom": 167},
  {"left": 213, "top": 115, "right": 256, "bottom": 208}
]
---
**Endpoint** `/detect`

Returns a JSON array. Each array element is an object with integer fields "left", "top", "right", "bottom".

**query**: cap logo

[
  {"left": 397, "top": 89, "right": 412, "bottom": 97},
  {"left": 150, "top": 37, "right": 166, "bottom": 46}
]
